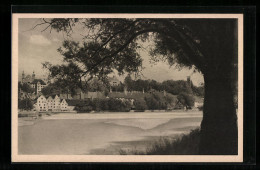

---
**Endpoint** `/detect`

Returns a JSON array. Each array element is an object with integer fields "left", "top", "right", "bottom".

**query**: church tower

[{"left": 22, "top": 71, "right": 25, "bottom": 83}]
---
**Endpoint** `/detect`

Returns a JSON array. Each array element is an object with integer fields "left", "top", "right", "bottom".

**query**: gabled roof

[
  {"left": 37, "top": 95, "right": 46, "bottom": 100},
  {"left": 47, "top": 96, "right": 53, "bottom": 100},
  {"left": 61, "top": 99, "right": 67, "bottom": 103},
  {"left": 54, "top": 95, "right": 60, "bottom": 100}
]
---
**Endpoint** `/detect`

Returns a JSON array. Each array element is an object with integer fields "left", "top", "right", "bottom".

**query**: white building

[
  {"left": 46, "top": 96, "right": 54, "bottom": 111},
  {"left": 34, "top": 95, "right": 74, "bottom": 112},
  {"left": 35, "top": 95, "right": 48, "bottom": 112},
  {"left": 31, "top": 80, "right": 47, "bottom": 94},
  {"left": 21, "top": 71, "right": 47, "bottom": 95},
  {"left": 60, "top": 99, "right": 69, "bottom": 111},
  {"left": 53, "top": 95, "right": 61, "bottom": 112}
]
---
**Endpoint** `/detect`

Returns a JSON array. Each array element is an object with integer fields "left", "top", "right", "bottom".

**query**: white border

[{"left": 12, "top": 13, "right": 243, "bottom": 162}]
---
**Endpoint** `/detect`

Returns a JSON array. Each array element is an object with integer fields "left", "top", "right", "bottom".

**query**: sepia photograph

[{"left": 12, "top": 14, "right": 243, "bottom": 162}]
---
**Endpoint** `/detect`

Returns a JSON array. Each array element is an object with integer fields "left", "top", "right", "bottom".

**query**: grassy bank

[{"left": 119, "top": 128, "right": 200, "bottom": 155}]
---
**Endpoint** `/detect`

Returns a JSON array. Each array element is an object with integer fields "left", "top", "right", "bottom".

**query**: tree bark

[{"left": 199, "top": 70, "right": 238, "bottom": 155}]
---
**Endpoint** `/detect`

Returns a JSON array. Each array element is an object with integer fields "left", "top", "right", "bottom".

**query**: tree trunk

[{"left": 199, "top": 70, "right": 238, "bottom": 155}]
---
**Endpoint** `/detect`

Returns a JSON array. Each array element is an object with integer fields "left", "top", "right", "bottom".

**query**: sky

[{"left": 18, "top": 18, "right": 204, "bottom": 86}]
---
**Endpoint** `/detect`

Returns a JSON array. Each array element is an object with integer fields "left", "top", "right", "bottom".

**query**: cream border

[{"left": 12, "top": 13, "right": 243, "bottom": 162}]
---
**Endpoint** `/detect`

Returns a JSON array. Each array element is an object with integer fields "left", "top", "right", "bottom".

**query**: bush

[
  {"left": 144, "top": 93, "right": 168, "bottom": 110},
  {"left": 18, "top": 98, "right": 33, "bottom": 111},
  {"left": 107, "top": 98, "right": 131, "bottom": 112},
  {"left": 177, "top": 92, "right": 195, "bottom": 108},
  {"left": 72, "top": 98, "right": 131, "bottom": 112},
  {"left": 134, "top": 99, "right": 147, "bottom": 111},
  {"left": 144, "top": 96, "right": 159, "bottom": 110}
]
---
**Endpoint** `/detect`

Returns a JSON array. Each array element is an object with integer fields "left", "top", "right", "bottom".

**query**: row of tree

[
  {"left": 72, "top": 98, "right": 132, "bottom": 112},
  {"left": 71, "top": 91, "right": 195, "bottom": 112},
  {"left": 40, "top": 75, "right": 204, "bottom": 98},
  {"left": 124, "top": 75, "right": 204, "bottom": 96}
]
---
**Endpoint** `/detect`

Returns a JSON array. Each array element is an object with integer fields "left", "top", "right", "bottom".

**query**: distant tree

[
  {"left": 134, "top": 99, "right": 147, "bottom": 110},
  {"left": 177, "top": 92, "right": 195, "bottom": 108},
  {"left": 191, "top": 84, "right": 205, "bottom": 96},
  {"left": 41, "top": 81, "right": 73, "bottom": 96},
  {"left": 88, "top": 78, "right": 109, "bottom": 92},
  {"left": 104, "top": 89, "right": 109, "bottom": 97},
  {"left": 144, "top": 95, "right": 160, "bottom": 110},
  {"left": 18, "top": 82, "right": 34, "bottom": 93},
  {"left": 41, "top": 84, "right": 61, "bottom": 96},
  {"left": 149, "top": 80, "right": 162, "bottom": 91},
  {"left": 18, "top": 98, "right": 33, "bottom": 110},
  {"left": 124, "top": 74, "right": 133, "bottom": 91}
]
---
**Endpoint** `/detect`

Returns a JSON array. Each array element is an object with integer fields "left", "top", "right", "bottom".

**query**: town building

[
  {"left": 21, "top": 71, "right": 35, "bottom": 84},
  {"left": 31, "top": 79, "right": 47, "bottom": 94},
  {"left": 21, "top": 71, "right": 47, "bottom": 95},
  {"left": 34, "top": 95, "right": 74, "bottom": 112},
  {"left": 35, "top": 95, "right": 48, "bottom": 112}
]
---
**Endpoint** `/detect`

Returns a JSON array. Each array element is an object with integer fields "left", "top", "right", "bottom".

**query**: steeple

[
  {"left": 21, "top": 71, "right": 25, "bottom": 83},
  {"left": 32, "top": 71, "right": 35, "bottom": 80}
]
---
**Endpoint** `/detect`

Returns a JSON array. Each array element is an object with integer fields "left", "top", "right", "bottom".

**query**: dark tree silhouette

[
  {"left": 37, "top": 18, "right": 238, "bottom": 154},
  {"left": 18, "top": 98, "right": 33, "bottom": 111},
  {"left": 18, "top": 82, "right": 34, "bottom": 93},
  {"left": 177, "top": 92, "right": 195, "bottom": 108}
]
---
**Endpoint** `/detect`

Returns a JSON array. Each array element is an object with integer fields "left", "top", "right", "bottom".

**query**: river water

[{"left": 18, "top": 111, "right": 202, "bottom": 155}]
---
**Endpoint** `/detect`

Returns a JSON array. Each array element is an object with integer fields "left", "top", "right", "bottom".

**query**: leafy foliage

[
  {"left": 162, "top": 80, "right": 193, "bottom": 95},
  {"left": 71, "top": 98, "right": 132, "bottom": 112},
  {"left": 177, "top": 92, "right": 195, "bottom": 108},
  {"left": 18, "top": 98, "right": 34, "bottom": 110},
  {"left": 41, "top": 82, "right": 69, "bottom": 96},
  {"left": 18, "top": 82, "right": 34, "bottom": 93},
  {"left": 133, "top": 99, "right": 147, "bottom": 111}
]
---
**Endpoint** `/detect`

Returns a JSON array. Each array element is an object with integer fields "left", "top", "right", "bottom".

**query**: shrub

[
  {"left": 73, "top": 98, "right": 131, "bottom": 112},
  {"left": 107, "top": 98, "right": 131, "bottom": 112},
  {"left": 177, "top": 92, "right": 195, "bottom": 108},
  {"left": 144, "top": 93, "right": 168, "bottom": 110},
  {"left": 134, "top": 99, "right": 147, "bottom": 111},
  {"left": 144, "top": 96, "right": 159, "bottom": 110},
  {"left": 18, "top": 98, "right": 33, "bottom": 111}
]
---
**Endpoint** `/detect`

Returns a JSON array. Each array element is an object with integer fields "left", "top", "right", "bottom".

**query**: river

[{"left": 18, "top": 111, "right": 202, "bottom": 155}]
